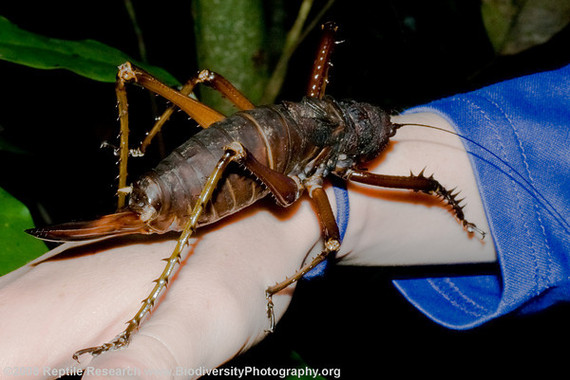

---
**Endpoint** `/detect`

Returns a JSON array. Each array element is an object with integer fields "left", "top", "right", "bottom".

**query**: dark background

[{"left": 1, "top": 1, "right": 569, "bottom": 378}]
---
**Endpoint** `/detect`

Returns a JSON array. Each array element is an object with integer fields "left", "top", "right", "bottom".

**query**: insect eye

[{"left": 128, "top": 177, "right": 164, "bottom": 220}]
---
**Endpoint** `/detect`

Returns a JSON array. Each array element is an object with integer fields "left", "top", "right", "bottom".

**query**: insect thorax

[{"left": 281, "top": 97, "right": 395, "bottom": 176}]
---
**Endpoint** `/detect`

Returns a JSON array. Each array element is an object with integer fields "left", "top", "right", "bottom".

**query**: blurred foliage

[
  {"left": 0, "top": 127, "right": 26, "bottom": 154},
  {"left": 482, "top": 0, "right": 570, "bottom": 55}
]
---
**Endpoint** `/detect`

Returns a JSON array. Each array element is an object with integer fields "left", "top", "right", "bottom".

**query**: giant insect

[{"left": 27, "top": 22, "right": 484, "bottom": 360}]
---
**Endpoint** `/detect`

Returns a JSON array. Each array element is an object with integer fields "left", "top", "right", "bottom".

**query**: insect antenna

[{"left": 393, "top": 122, "right": 569, "bottom": 233}]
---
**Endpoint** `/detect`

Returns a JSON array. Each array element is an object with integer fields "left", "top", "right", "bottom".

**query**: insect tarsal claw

[
  {"left": 129, "top": 148, "right": 145, "bottom": 157},
  {"left": 264, "top": 292, "right": 276, "bottom": 333},
  {"left": 465, "top": 222, "right": 486, "bottom": 240},
  {"left": 117, "top": 62, "right": 137, "bottom": 82},
  {"left": 197, "top": 69, "right": 215, "bottom": 82},
  {"left": 325, "top": 238, "right": 341, "bottom": 252}
]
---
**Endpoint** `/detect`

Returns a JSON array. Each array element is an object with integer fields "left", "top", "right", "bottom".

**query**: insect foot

[
  {"left": 324, "top": 238, "right": 341, "bottom": 252},
  {"left": 264, "top": 290, "right": 276, "bottom": 333},
  {"left": 464, "top": 221, "right": 487, "bottom": 240},
  {"left": 197, "top": 69, "right": 216, "bottom": 82},
  {"left": 410, "top": 169, "right": 487, "bottom": 240},
  {"left": 117, "top": 62, "right": 137, "bottom": 82},
  {"left": 72, "top": 331, "right": 129, "bottom": 363}
]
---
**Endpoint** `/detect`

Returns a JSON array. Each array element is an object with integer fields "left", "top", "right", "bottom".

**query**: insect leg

[
  {"left": 195, "top": 69, "right": 256, "bottom": 111},
  {"left": 346, "top": 169, "right": 486, "bottom": 238},
  {"left": 227, "top": 142, "right": 301, "bottom": 207},
  {"left": 139, "top": 70, "right": 255, "bottom": 154},
  {"left": 306, "top": 22, "right": 338, "bottom": 99},
  {"left": 115, "top": 75, "right": 130, "bottom": 209},
  {"left": 265, "top": 185, "right": 340, "bottom": 332},
  {"left": 118, "top": 62, "right": 225, "bottom": 128}
]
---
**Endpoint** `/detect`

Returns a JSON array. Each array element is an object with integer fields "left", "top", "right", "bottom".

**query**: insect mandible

[{"left": 27, "top": 22, "right": 485, "bottom": 361}]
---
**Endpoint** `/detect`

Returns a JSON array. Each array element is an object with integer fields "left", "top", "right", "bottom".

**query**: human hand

[{"left": 0, "top": 197, "right": 324, "bottom": 378}]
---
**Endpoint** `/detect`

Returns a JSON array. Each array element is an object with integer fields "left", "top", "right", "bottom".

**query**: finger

[{"left": 0, "top": 237, "right": 174, "bottom": 371}]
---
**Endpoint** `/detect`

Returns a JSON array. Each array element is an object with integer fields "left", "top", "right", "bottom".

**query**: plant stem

[{"left": 192, "top": 0, "right": 268, "bottom": 115}]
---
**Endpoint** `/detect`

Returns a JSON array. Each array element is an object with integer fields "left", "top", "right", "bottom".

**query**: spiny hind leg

[
  {"left": 346, "top": 168, "right": 486, "bottom": 239},
  {"left": 265, "top": 185, "right": 340, "bottom": 332},
  {"left": 72, "top": 146, "right": 244, "bottom": 361}
]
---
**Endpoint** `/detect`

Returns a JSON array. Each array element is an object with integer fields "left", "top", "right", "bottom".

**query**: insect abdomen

[{"left": 135, "top": 105, "right": 303, "bottom": 232}]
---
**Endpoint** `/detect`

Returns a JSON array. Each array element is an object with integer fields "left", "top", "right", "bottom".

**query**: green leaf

[
  {"left": 0, "top": 16, "right": 179, "bottom": 86},
  {"left": 0, "top": 187, "right": 47, "bottom": 276}
]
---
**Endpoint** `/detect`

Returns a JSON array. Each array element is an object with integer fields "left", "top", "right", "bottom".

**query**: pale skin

[{"left": 0, "top": 112, "right": 496, "bottom": 378}]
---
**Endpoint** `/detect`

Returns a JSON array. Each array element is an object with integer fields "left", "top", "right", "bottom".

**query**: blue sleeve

[{"left": 393, "top": 64, "right": 570, "bottom": 329}]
